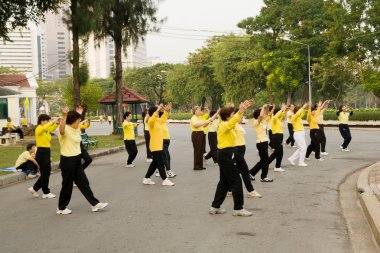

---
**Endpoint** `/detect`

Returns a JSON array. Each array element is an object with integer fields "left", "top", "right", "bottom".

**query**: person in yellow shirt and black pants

[
  {"left": 142, "top": 109, "right": 153, "bottom": 162},
  {"left": 317, "top": 100, "right": 330, "bottom": 155},
  {"left": 28, "top": 114, "right": 58, "bottom": 199},
  {"left": 78, "top": 118, "right": 93, "bottom": 170},
  {"left": 268, "top": 104, "right": 287, "bottom": 172},
  {"left": 57, "top": 108, "right": 108, "bottom": 215},
  {"left": 288, "top": 103, "right": 308, "bottom": 166},
  {"left": 142, "top": 103, "right": 175, "bottom": 186},
  {"left": 6, "top": 117, "right": 24, "bottom": 139},
  {"left": 305, "top": 102, "right": 324, "bottom": 161},
  {"left": 337, "top": 105, "right": 353, "bottom": 152},
  {"left": 204, "top": 110, "right": 219, "bottom": 165},
  {"left": 249, "top": 105, "right": 273, "bottom": 182},
  {"left": 209, "top": 100, "right": 253, "bottom": 217},
  {"left": 158, "top": 111, "right": 176, "bottom": 177},
  {"left": 123, "top": 112, "right": 139, "bottom": 168},
  {"left": 285, "top": 105, "right": 295, "bottom": 147}
]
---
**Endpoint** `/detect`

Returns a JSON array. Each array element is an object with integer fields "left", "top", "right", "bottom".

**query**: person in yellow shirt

[
  {"left": 56, "top": 107, "right": 108, "bottom": 215},
  {"left": 122, "top": 111, "right": 139, "bottom": 168},
  {"left": 142, "top": 103, "right": 175, "bottom": 186},
  {"left": 288, "top": 103, "right": 308, "bottom": 167},
  {"left": 201, "top": 103, "right": 210, "bottom": 155},
  {"left": 15, "top": 143, "right": 39, "bottom": 179},
  {"left": 204, "top": 110, "right": 219, "bottom": 165},
  {"left": 21, "top": 114, "right": 28, "bottom": 127},
  {"left": 6, "top": 117, "right": 24, "bottom": 139},
  {"left": 285, "top": 104, "right": 296, "bottom": 147},
  {"left": 142, "top": 109, "right": 153, "bottom": 162},
  {"left": 337, "top": 105, "right": 353, "bottom": 151},
  {"left": 78, "top": 117, "right": 93, "bottom": 170},
  {"left": 210, "top": 99, "right": 253, "bottom": 217},
  {"left": 317, "top": 100, "right": 330, "bottom": 155},
  {"left": 28, "top": 114, "right": 58, "bottom": 199},
  {"left": 305, "top": 101, "right": 324, "bottom": 161},
  {"left": 268, "top": 104, "right": 287, "bottom": 172},
  {"left": 249, "top": 105, "right": 273, "bottom": 182},
  {"left": 190, "top": 106, "right": 215, "bottom": 170}
]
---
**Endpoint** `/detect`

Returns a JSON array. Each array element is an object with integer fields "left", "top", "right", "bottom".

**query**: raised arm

[{"left": 59, "top": 107, "right": 69, "bottom": 135}]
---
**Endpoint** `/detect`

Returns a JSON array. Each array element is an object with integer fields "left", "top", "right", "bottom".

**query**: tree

[
  {"left": 0, "top": 0, "right": 65, "bottom": 41},
  {"left": 94, "top": 0, "right": 161, "bottom": 128}
]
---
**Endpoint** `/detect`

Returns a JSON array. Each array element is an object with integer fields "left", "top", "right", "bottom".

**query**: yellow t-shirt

[
  {"left": 35, "top": 122, "right": 58, "bottom": 148},
  {"left": 162, "top": 123, "right": 170, "bottom": 140},
  {"left": 317, "top": 111, "right": 324, "bottom": 124},
  {"left": 217, "top": 113, "right": 242, "bottom": 149},
  {"left": 58, "top": 125, "right": 81, "bottom": 157},
  {"left": 123, "top": 121, "right": 137, "bottom": 140},
  {"left": 307, "top": 108, "right": 321, "bottom": 130},
  {"left": 79, "top": 121, "right": 91, "bottom": 130},
  {"left": 286, "top": 111, "right": 294, "bottom": 124},
  {"left": 253, "top": 119, "right": 269, "bottom": 143},
  {"left": 292, "top": 108, "right": 305, "bottom": 132},
  {"left": 190, "top": 115, "right": 204, "bottom": 132},
  {"left": 6, "top": 122, "right": 12, "bottom": 130},
  {"left": 208, "top": 119, "right": 219, "bottom": 133},
  {"left": 201, "top": 113, "right": 209, "bottom": 134},
  {"left": 148, "top": 111, "right": 168, "bottom": 152},
  {"left": 144, "top": 115, "right": 149, "bottom": 131},
  {"left": 271, "top": 110, "right": 286, "bottom": 134},
  {"left": 338, "top": 111, "right": 351, "bottom": 124},
  {"left": 235, "top": 123, "right": 246, "bottom": 146},
  {"left": 15, "top": 151, "right": 34, "bottom": 168},
  {"left": 21, "top": 118, "right": 27, "bottom": 126}
]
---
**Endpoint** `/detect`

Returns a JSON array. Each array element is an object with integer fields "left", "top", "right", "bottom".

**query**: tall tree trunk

[
  {"left": 71, "top": 0, "right": 80, "bottom": 108},
  {"left": 287, "top": 91, "right": 292, "bottom": 105},
  {"left": 114, "top": 36, "right": 124, "bottom": 130}
]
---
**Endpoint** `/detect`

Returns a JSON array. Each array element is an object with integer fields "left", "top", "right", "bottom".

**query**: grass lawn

[{"left": 0, "top": 134, "right": 137, "bottom": 170}]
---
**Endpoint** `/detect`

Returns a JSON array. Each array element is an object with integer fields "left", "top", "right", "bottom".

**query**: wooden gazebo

[{"left": 99, "top": 86, "right": 149, "bottom": 131}]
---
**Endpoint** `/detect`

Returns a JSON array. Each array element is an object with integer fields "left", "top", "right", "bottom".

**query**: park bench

[
  {"left": 0, "top": 135, "right": 17, "bottom": 146},
  {"left": 81, "top": 133, "right": 98, "bottom": 149}
]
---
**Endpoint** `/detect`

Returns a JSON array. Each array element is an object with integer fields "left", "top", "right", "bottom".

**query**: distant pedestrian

[
  {"left": 204, "top": 110, "right": 219, "bottom": 165},
  {"left": 122, "top": 111, "right": 139, "bottom": 168},
  {"left": 285, "top": 104, "right": 295, "bottom": 147},
  {"left": 107, "top": 115, "right": 112, "bottom": 125},
  {"left": 288, "top": 103, "right": 308, "bottom": 167},
  {"left": 337, "top": 105, "right": 353, "bottom": 151},
  {"left": 268, "top": 104, "right": 287, "bottom": 172},
  {"left": 305, "top": 101, "right": 324, "bottom": 161}
]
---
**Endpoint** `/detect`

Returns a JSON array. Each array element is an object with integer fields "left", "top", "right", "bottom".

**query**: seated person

[
  {"left": 7, "top": 117, "right": 24, "bottom": 139},
  {"left": 15, "top": 143, "right": 39, "bottom": 178},
  {"left": 21, "top": 115, "right": 28, "bottom": 127}
]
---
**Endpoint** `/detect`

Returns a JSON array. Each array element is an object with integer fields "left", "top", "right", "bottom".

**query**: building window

[{"left": 0, "top": 98, "right": 8, "bottom": 119}]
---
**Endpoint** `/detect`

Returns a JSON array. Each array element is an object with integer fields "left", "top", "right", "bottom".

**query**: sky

[{"left": 145, "top": 0, "right": 265, "bottom": 64}]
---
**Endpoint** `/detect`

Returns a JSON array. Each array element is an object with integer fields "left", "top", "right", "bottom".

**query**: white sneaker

[
  {"left": 274, "top": 167, "right": 285, "bottom": 172},
  {"left": 291, "top": 145, "right": 297, "bottom": 148},
  {"left": 125, "top": 163, "right": 136, "bottom": 168},
  {"left": 155, "top": 171, "right": 160, "bottom": 177},
  {"left": 166, "top": 170, "right": 177, "bottom": 178},
  {"left": 143, "top": 178, "right": 155, "bottom": 185},
  {"left": 56, "top": 208, "right": 72, "bottom": 215},
  {"left": 321, "top": 152, "right": 329, "bottom": 156},
  {"left": 342, "top": 148, "right": 350, "bottom": 152},
  {"left": 288, "top": 158, "right": 296, "bottom": 166},
  {"left": 249, "top": 174, "right": 255, "bottom": 181},
  {"left": 247, "top": 190, "right": 262, "bottom": 198},
  {"left": 232, "top": 209, "right": 253, "bottom": 217},
  {"left": 162, "top": 178, "right": 175, "bottom": 186},
  {"left": 92, "top": 202, "right": 109, "bottom": 212},
  {"left": 42, "top": 193, "right": 56, "bottom": 199},
  {"left": 305, "top": 157, "right": 310, "bottom": 160},
  {"left": 298, "top": 163, "right": 308, "bottom": 167},
  {"left": 209, "top": 207, "right": 227, "bottom": 215},
  {"left": 27, "top": 174, "right": 37, "bottom": 179},
  {"left": 146, "top": 158, "right": 153, "bottom": 163},
  {"left": 28, "top": 187, "right": 39, "bottom": 197},
  {"left": 316, "top": 158, "right": 324, "bottom": 161}
]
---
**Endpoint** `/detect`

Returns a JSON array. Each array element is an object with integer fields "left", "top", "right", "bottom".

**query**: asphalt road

[{"left": 1, "top": 124, "right": 379, "bottom": 253}]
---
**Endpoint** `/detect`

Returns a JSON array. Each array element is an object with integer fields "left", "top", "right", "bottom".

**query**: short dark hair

[
  {"left": 209, "top": 110, "right": 217, "bottom": 117},
  {"left": 219, "top": 106, "right": 235, "bottom": 121},
  {"left": 142, "top": 109, "right": 147, "bottom": 118},
  {"left": 26, "top": 143, "right": 35, "bottom": 151},
  {"left": 158, "top": 111, "right": 164, "bottom": 117},
  {"left": 148, "top": 106, "right": 157, "bottom": 117},
  {"left": 6, "top": 117, "right": 11, "bottom": 122},
  {"left": 294, "top": 105, "right": 301, "bottom": 114},
  {"left": 273, "top": 107, "right": 281, "bottom": 115},
  {"left": 252, "top": 109, "right": 261, "bottom": 119},
  {"left": 37, "top": 114, "right": 51, "bottom": 124},
  {"left": 123, "top": 111, "right": 131, "bottom": 120},
  {"left": 66, "top": 111, "right": 82, "bottom": 125}
]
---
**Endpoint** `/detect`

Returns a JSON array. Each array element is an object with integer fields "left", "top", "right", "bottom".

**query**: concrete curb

[
  {"left": 357, "top": 161, "right": 380, "bottom": 248},
  {"left": 0, "top": 140, "right": 145, "bottom": 189}
]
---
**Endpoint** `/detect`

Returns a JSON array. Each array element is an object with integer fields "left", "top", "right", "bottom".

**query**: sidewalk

[
  {"left": 0, "top": 140, "right": 145, "bottom": 188},
  {"left": 357, "top": 161, "right": 380, "bottom": 248}
]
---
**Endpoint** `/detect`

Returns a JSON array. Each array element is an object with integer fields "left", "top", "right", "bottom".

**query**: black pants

[
  {"left": 250, "top": 142, "right": 269, "bottom": 179},
  {"left": 58, "top": 155, "right": 99, "bottom": 210},
  {"left": 202, "top": 133, "right": 207, "bottom": 154},
  {"left": 234, "top": 146, "right": 254, "bottom": 192},
  {"left": 163, "top": 139, "right": 171, "bottom": 171},
  {"left": 306, "top": 129, "right": 321, "bottom": 159},
  {"left": 318, "top": 124, "right": 326, "bottom": 152},
  {"left": 144, "top": 130, "right": 153, "bottom": 159},
  {"left": 211, "top": 148, "right": 244, "bottom": 210},
  {"left": 16, "top": 160, "right": 37, "bottom": 175},
  {"left": 192, "top": 131, "right": 204, "bottom": 169},
  {"left": 80, "top": 142, "right": 93, "bottom": 169},
  {"left": 268, "top": 130, "right": 274, "bottom": 148},
  {"left": 205, "top": 132, "right": 218, "bottom": 163},
  {"left": 145, "top": 151, "right": 167, "bottom": 180},
  {"left": 11, "top": 128, "right": 24, "bottom": 139},
  {"left": 268, "top": 134, "right": 284, "bottom": 168},
  {"left": 339, "top": 124, "right": 352, "bottom": 149},
  {"left": 285, "top": 123, "right": 295, "bottom": 146},
  {"left": 33, "top": 147, "right": 51, "bottom": 194},
  {"left": 124, "top": 140, "right": 138, "bottom": 165}
]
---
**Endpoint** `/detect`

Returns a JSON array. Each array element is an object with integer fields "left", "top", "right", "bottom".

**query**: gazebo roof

[{"left": 99, "top": 86, "right": 149, "bottom": 105}]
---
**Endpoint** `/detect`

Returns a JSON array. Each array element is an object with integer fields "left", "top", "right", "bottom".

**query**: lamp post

[{"left": 281, "top": 37, "right": 312, "bottom": 104}]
